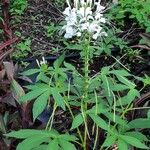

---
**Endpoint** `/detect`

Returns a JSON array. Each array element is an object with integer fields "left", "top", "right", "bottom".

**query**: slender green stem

[
  {"left": 82, "top": 37, "right": 91, "bottom": 150},
  {"left": 64, "top": 98, "right": 84, "bottom": 144},
  {"left": 45, "top": 102, "right": 57, "bottom": 130}
]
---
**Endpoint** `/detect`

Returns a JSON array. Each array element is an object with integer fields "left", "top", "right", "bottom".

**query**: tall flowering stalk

[{"left": 62, "top": 0, "right": 107, "bottom": 149}]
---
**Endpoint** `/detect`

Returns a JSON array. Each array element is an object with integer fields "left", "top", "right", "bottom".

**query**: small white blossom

[
  {"left": 62, "top": 0, "right": 107, "bottom": 40},
  {"left": 36, "top": 57, "right": 47, "bottom": 67}
]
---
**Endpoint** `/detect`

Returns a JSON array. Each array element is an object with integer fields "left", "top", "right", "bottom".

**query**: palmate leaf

[
  {"left": 5, "top": 129, "right": 77, "bottom": 150},
  {"left": 120, "top": 135, "right": 149, "bottom": 149},
  {"left": 71, "top": 113, "right": 84, "bottom": 130},
  {"left": 16, "top": 135, "right": 49, "bottom": 150},
  {"left": 33, "top": 90, "right": 50, "bottom": 121}
]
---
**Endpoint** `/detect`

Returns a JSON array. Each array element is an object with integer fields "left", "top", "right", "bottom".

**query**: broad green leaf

[
  {"left": 5, "top": 129, "right": 58, "bottom": 139},
  {"left": 117, "top": 89, "right": 140, "bottom": 106},
  {"left": 101, "top": 75, "right": 111, "bottom": 97},
  {"left": 33, "top": 145, "right": 47, "bottom": 150},
  {"left": 47, "top": 139, "right": 59, "bottom": 150},
  {"left": 104, "top": 112, "right": 128, "bottom": 127},
  {"left": 118, "top": 139, "right": 128, "bottom": 150},
  {"left": 109, "top": 70, "right": 130, "bottom": 76},
  {"left": 111, "top": 84, "right": 129, "bottom": 91},
  {"left": 71, "top": 114, "right": 84, "bottom": 130},
  {"left": 64, "top": 62, "right": 75, "bottom": 71},
  {"left": 19, "top": 88, "right": 48, "bottom": 102},
  {"left": 59, "top": 140, "right": 76, "bottom": 150},
  {"left": 116, "top": 75, "right": 136, "bottom": 88},
  {"left": 102, "top": 135, "right": 116, "bottom": 147},
  {"left": 33, "top": 91, "right": 50, "bottom": 121},
  {"left": 51, "top": 88, "right": 66, "bottom": 110},
  {"left": 128, "top": 118, "right": 150, "bottom": 129},
  {"left": 89, "top": 114, "right": 110, "bottom": 131},
  {"left": 16, "top": 135, "right": 48, "bottom": 150},
  {"left": 59, "top": 134, "right": 78, "bottom": 142},
  {"left": 21, "top": 69, "right": 40, "bottom": 76},
  {"left": 54, "top": 54, "right": 64, "bottom": 69},
  {"left": 120, "top": 135, "right": 149, "bottom": 149},
  {"left": 125, "top": 131, "right": 149, "bottom": 141}
]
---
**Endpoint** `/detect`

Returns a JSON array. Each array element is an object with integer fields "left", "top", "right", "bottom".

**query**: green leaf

[
  {"left": 118, "top": 139, "right": 128, "bottom": 150},
  {"left": 101, "top": 75, "right": 111, "bottom": 97},
  {"left": 16, "top": 135, "right": 48, "bottom": 150},
  {"left": 111, "top": 84, "right": 129, "bottom": 91},
  {"left": 47, "top": 139, "right": 59, "bottom": 150},
  {"left": 128, "top": 118, "right": 150, "bottom": 129},
  {"left": 33, "top": 145, "right": 47, "bottom": 150},
  {"left": 5, "top": 129, "right": 58, "bottom": 139},
  {"left": 59, "top": 140, "right": 76, "bottom": 150},
  {"left": 104, "top": 112, "right": 128, "bottom": 127},
  {"left": 71, "top": 114, "right": 84, "bottom": 130},
  {"left": 51, "top": 88, "right": 66, "bottom": 110},
  {"left": 116, "top": 75, "right": 136, "bottom": 88},
  {"left": 125, "top": 131, "right": 149, "bottom": 142},
  {"left": 19, "top": 88, "right": 48, "bottom": 103},
  {"left": 59, "top": 134, "right": 78, "bottom": 142},
  {"left": 89, "top": 114, "right": 110, "bottom": 131},
  {"left": 54, "top": 54, "right": 64, "bottom": 69},
  {"left": 33, "top": 90, "right": 50, "bottom": 121},
  {"left": 64, "top": 62, "right": 75, "bottom": 71},
  {"left": 21, "top": 69, "right": 40, "bottom": 76},
  {"left": 102, "top": 135, "right": 116, "bottom": 147},
  {"left": 120, "top": 135, "right": 149, "bottom": 149},
  {"left": 110, "top": 70, "right": 130, "bottom": 76}
]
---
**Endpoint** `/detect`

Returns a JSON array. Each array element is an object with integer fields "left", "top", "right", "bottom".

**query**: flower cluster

[
  {"left": 36, "top": 57, "right": 47, "bottom": 67},
  {"left": 62, "top": 0, "right": 107, "bottom": 40}
]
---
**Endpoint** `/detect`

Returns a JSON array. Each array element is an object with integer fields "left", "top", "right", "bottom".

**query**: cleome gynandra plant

[{"left": 5, "top": 0, "right": 150, "bottom": 150}]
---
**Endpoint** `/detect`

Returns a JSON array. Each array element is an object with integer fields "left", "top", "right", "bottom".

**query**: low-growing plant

[
  {"left": 10, "top": 0, "right": 28, "bottom": 16},
  {"left": 12, "top": 38, "right": 31, "bottom": 59},
  {"left": 108, "top": 0, "right": 150, "bottom": 32},
  {"left": 5, "top": 1, "right": 150, "bottom": 150}
]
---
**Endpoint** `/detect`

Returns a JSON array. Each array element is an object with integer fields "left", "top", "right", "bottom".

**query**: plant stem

[{"left": 82, "top": 37, "right": 90, "bottom": 150}]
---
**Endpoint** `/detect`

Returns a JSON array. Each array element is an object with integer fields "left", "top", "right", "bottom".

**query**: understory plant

[
  {"left": 108, "top": 0, "right": 150, "bottom": 32},
  {"left": 5, "top": 0, "right": 150, "bottom": 150}
]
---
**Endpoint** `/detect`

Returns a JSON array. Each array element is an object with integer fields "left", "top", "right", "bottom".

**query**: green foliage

[
  {"left": 10, "top": 0, "right": 28, "bottom": 16},
  {"left": 5, "top": 1, "right": 150, "bottom": 149},
  {"left": 108, "top": 0, "right": 150, "bottom": 32},
  {"left": 12, "top": 38, "right": 31, "bottom": 59},
  {"left": 5, "top": 129, "right": 77, "bottom": 150}
]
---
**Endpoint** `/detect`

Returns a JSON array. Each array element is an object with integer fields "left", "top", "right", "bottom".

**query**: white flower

[
  {"left": 62, "top": 0, "right": 107, "bottom": 40},
  {"left": 36, "top": 57, "right": 47, "bottom": 67}
]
